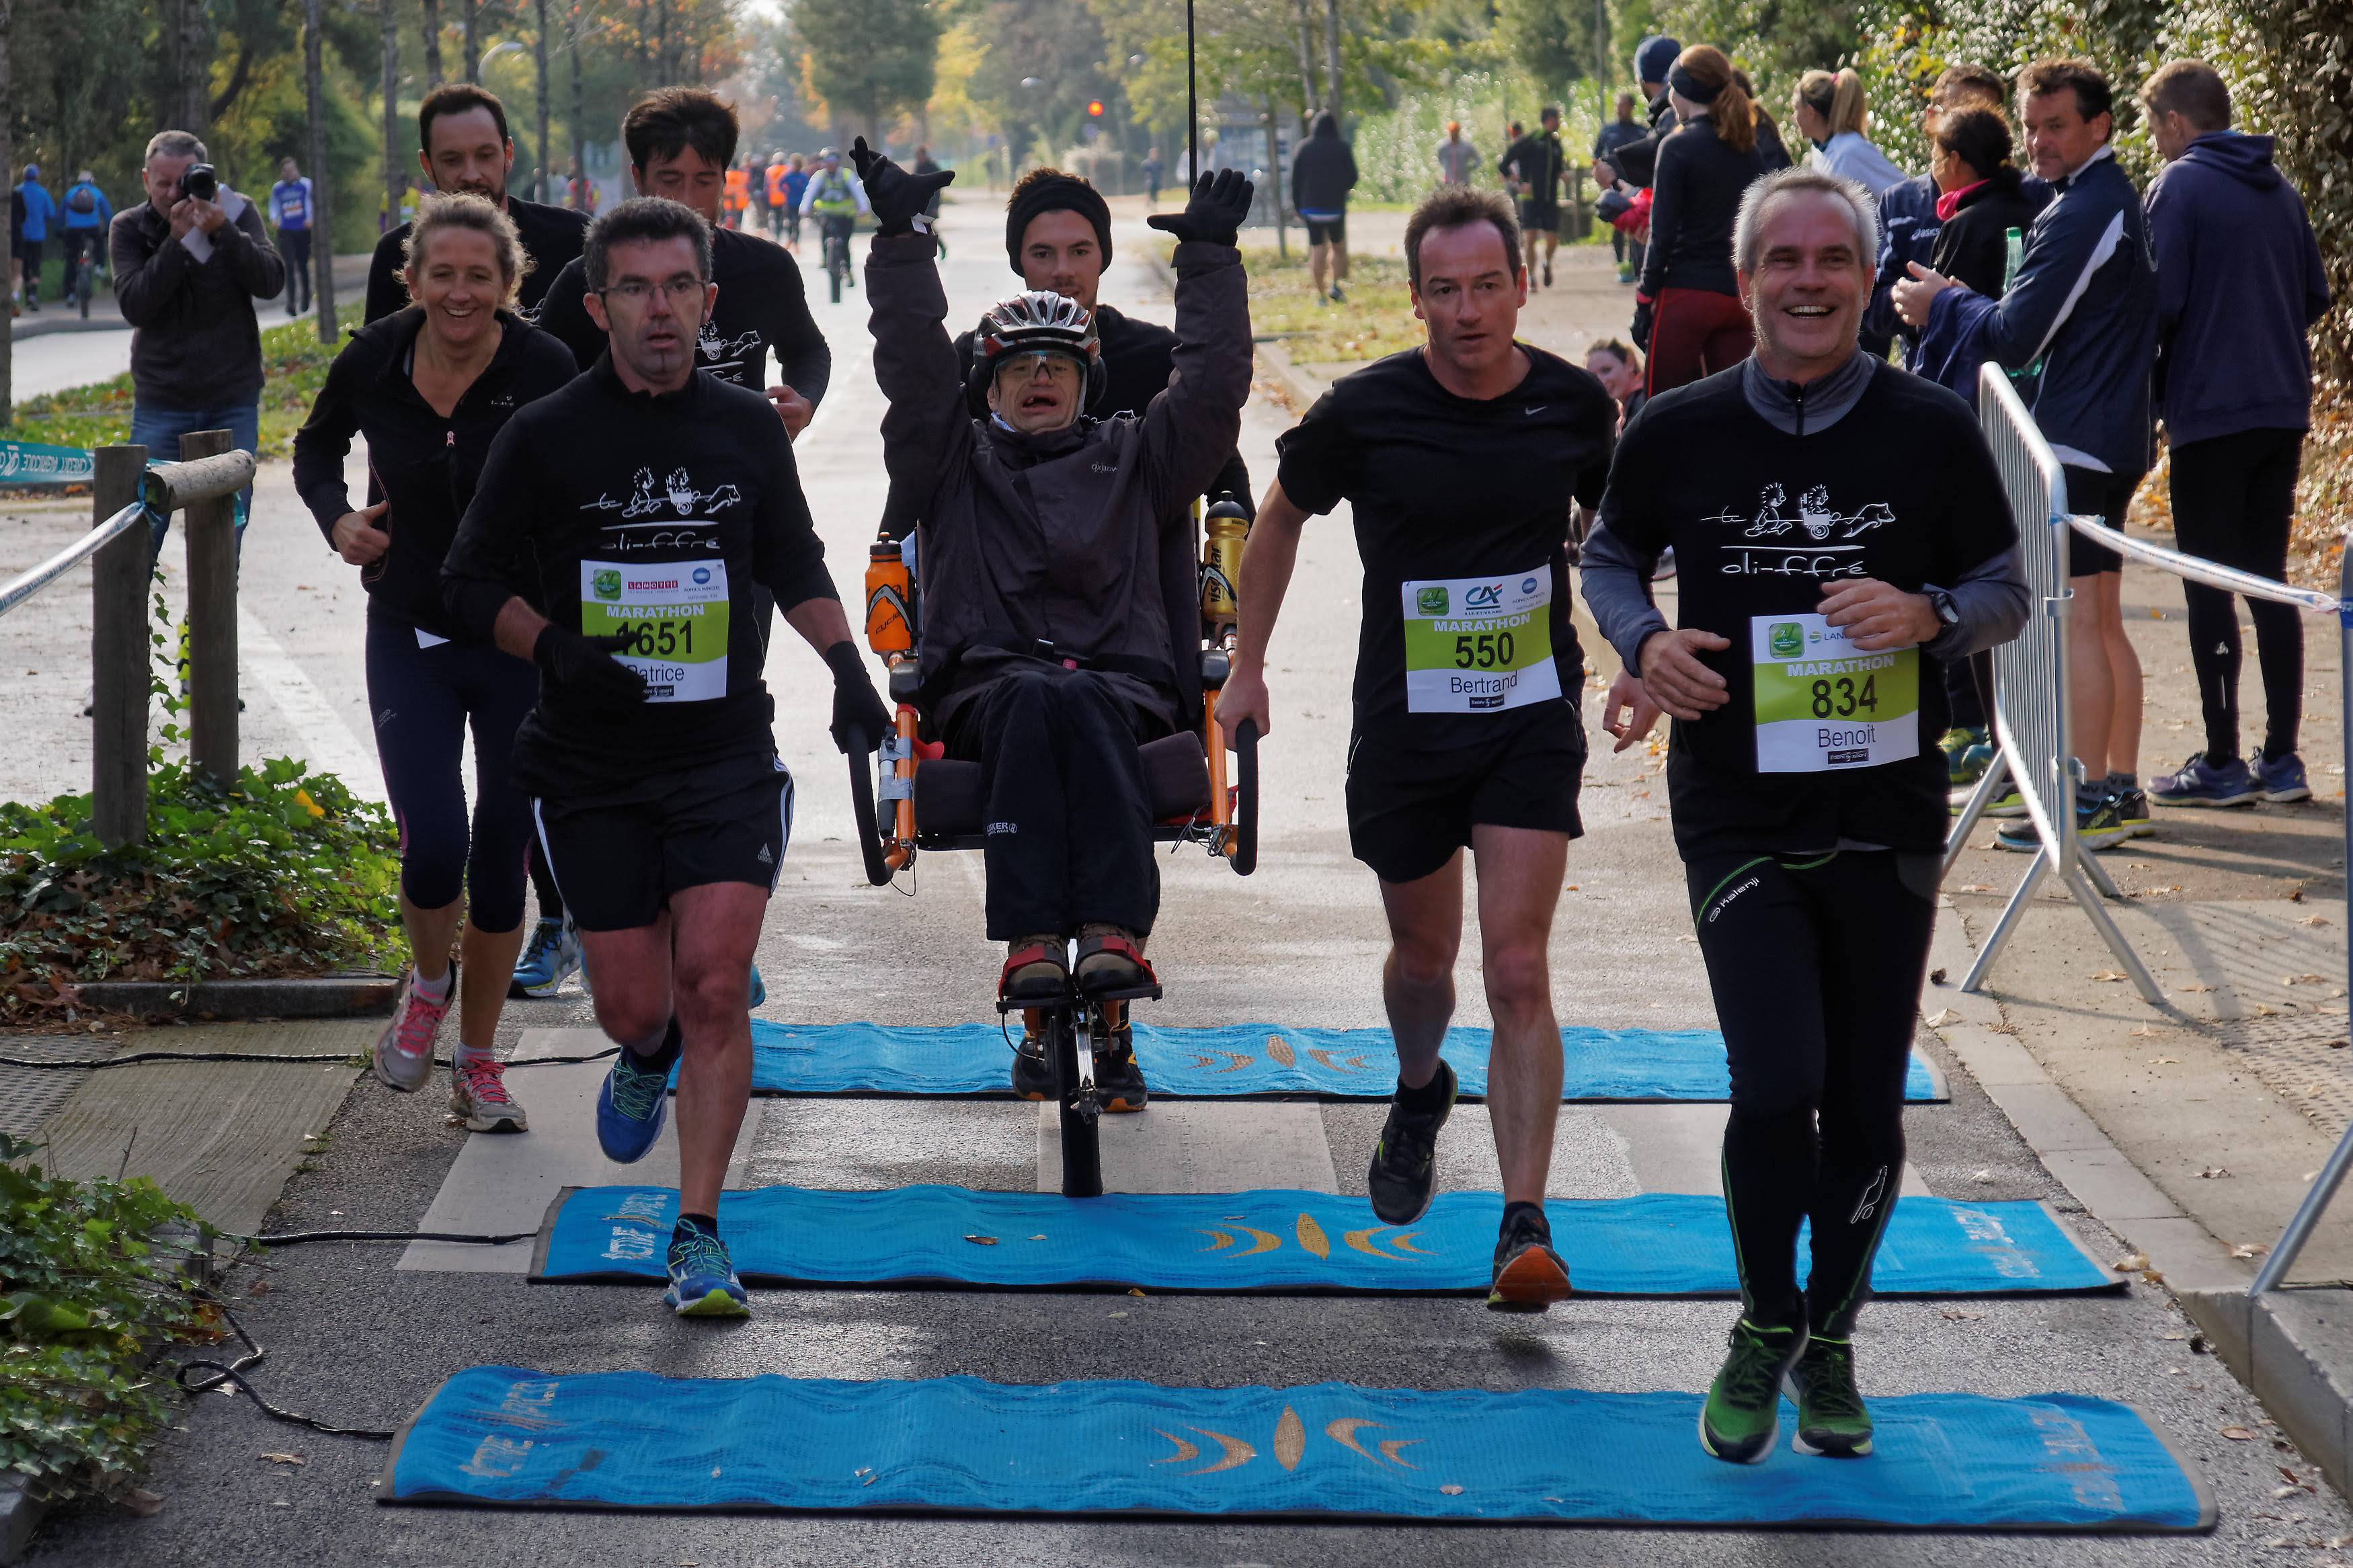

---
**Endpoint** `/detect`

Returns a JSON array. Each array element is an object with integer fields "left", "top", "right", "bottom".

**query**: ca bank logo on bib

[
  {"left": 592, "top": 569, "right": 623, "bottom": 602},
  {"left": 1416, "top": 585, "right": 1449, "bottom": 616},
  {"left": 1768, "top": 621, "right": 1804, "bottom": 659},
  {"left": 691, "top": 567, "right": 713, "bottom": 587},
  {"left": 1464, "top": 583, "right": 1504, "bottom": 611}
]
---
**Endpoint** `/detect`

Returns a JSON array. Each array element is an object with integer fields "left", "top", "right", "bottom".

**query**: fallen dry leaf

[
  {"left": 963, "top": 1235, "right": 998, "bottom": 1245},
  {"left": 1941, "top": 1308, "right": 1983, "bottom": 1321},
  {"left": 2113, "top": 1253, "right": 2149, "bottom": 1272},
  {"left": 2091, "top": 969, "right": 2128, "bottom": 982},
  {"left": 2183, "top": 983, "right": 2215, "bottom": 993},
  {"left": 2300, "top": 915, "right": 2330, "bottom": 927},
  {"left": 2148, "top": 1056, "right": 2178, "bottom": 1065},
  {"left": 1958, "top": 884, "right": 1993, "bottom": 894},
  {"left": 1926, "top": 1007, "right": 1960, "bottom": 1027},
  {"left": 258, "top": 1452, "right": 305, "bottom": 1467},
  {"left": 2198, "top": 1167, "right": 2231, "bottom": 1179},
  {"left": 2232, "top": 1244, "right": 2270, "bottom": 1259},
  {"left": 2223, "top": 1426, "right": 2257, "bottom": 1441},
  {"left": 1439, "top": 1483, "right": 1465, "bottom": 1495},
  {"left": 118, "top": 1488, "right": 164, "bottom": 1517},
  {"left": 1971, "top": 1169, "right": 1994, "bottom": 1182}
]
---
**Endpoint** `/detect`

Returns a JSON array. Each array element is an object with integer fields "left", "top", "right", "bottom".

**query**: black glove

[
  {"left": 824, "top": 641, "right": 891, "bottom": 755},
  {"left": 1146, "top": 169, "right": 1254, "bottom": 247},
  {"left": 533, "top": 624, "right": 646, "bottom": 708},
  {"left": 850, "top": 136, "right": 954, "bottom": 237},
  {"left": 1630, "top": 294, "right": 1655, "bottom": 352}
]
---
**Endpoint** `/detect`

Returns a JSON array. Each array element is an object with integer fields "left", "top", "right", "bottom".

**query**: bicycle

[
  {"left": 821, "top": 216, "right": 854, "bottom": 304},
  {"left": 65, "top": 235, "right": 98, "bottom": 319}
]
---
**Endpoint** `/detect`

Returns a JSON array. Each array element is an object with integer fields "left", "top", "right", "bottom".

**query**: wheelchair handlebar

[
  {"left": 1229, "top": 720, "right": 1259, "bottom": 877},
  {"left": 844, "top": 728, "right": 893, "bottom": 886}
]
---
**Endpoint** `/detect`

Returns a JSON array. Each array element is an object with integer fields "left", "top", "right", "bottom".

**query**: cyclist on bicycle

[
  {"left": 801, "top": 149, "right": 868, "bottom": 291},
  {"left": 59, "top": 169, "right": 112, "bottom": 311},
  {"left": 859, "top": 140, "right": 1254, "bottom": 1108}
]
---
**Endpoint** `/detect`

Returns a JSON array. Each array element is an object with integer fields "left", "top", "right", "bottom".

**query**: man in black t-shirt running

[
  {"left": 1584, "top": 167, "right": 2026, "bottom": 1462},
  {"left": 1220, "top": 188, "right": 1616, "bottom": 1312},
  {"left": 442, "top": 198, "right": 887, "bottom": 1319},
  {"left": 1499, "top": 107, "right": 1568, "bottom": 288}
]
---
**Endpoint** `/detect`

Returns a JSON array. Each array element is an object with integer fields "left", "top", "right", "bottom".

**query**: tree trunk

[
  {"left": 463, "top": 0, "right": 479, "bottom": 83},
  {"left": 0, "top": 0, "right": 12, "bottom": 427},
  {"left": 175, "top": 0, "right": 210, "bottom": 133},
  {"left": 1323, "top": 0, "right": 1342, "bottom": 120},
  {"left": 1264, "top": 94, "right": 1287, "bottom": 262},
  {"left": 1291, "top": 0, "right": 1318, "bottom": 118},
  {"left": 569, "top": 18, "right": 587, "bottom": 210},
  {"left": 534, "top": 0, "right": 551, "bottom": 206},
  {"left": 423, "top": 0, "right": 444, "bottom": 87},
  {"left": 382, "top": 0, "right": 402, "bottom": 234},
  {"left": 305, "top": 0, "right": 337, "bottom": 341}
]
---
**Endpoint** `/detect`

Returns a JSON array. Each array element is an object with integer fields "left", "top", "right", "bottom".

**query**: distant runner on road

[
  {"left": 1584, "top": 167, "right": 2026, "bottom": 1463},
  {"left": 1219, "top": 186, "right": 1616, "bottom": 1313},
  {"left": 440, "top": 196, "right": 886, "bottom": 1319}
]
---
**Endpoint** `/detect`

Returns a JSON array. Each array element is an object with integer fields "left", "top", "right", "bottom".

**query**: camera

[{"left": 177, "top": 163, "right": 218, "bottom": 203}]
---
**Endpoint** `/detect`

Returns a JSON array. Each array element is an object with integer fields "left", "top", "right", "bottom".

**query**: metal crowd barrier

[
  {"left": 0, "top": 435, "right": 256, "bottom": 848},
  {"left": 1948, "top": 367, "right": 2163, "bottom": 1004}
]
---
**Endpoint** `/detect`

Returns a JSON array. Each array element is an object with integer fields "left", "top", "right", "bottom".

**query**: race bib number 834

[
  {"left": 1398, "top": 570, "right": 1558, "bottom": 714},
  {"left": 1750, "top": 612, "right": 1918, "bottom": 772}
]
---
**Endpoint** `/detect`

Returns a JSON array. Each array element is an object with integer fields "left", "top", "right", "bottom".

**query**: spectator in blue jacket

[
  {"left": 2137, "top": 59, "right": 2333, "bottom": 811},
  {"left": 59, "top": 169, "right": 112, "bottom": 308},
  {"left": 15, "top": 165, "right": 55, "bottom": 311},
  {"left": 1872, "top": 64, "right": 2020, "bottom": 361},
  {"left": 270, "top": 156, "right": 316, "bottom": 317},
  {"left": 1895, "top": 56, "right": 2160, "bottom": 848}
]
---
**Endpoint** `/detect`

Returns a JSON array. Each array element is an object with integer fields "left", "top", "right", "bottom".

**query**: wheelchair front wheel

[
  {"left": 1053, "top": 1005, "right": 1104, "bottom": 1198},
  {"left": 844, "top": 729, "right": 892, "bottom": 886},
  {"left": 1228, "top": 720, "right": 1259, "bottom": 877}
]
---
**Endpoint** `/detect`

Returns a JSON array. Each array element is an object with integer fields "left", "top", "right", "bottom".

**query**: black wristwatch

[{"left": 1927, "top": 587, "right": 1961, "bottom": 631}]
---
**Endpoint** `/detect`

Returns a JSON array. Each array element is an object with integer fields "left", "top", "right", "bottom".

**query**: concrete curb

[
  {"left": 0, "top": 1477, "right": 44, "bottom": 1567},
  {"left": 71, "top": 976, "right": 397, "bottom": 1020},
  {"left": 1922, "top": 916, "right": 2353, "bottom": 1494}
]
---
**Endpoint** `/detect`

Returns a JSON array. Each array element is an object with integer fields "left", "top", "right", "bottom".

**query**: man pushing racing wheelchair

[{"left": 853, "top": 140, "right": 1254, "bottom": 1111}]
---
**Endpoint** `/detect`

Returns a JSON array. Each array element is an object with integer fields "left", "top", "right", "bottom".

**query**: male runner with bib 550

[
  {"left": 1219, "top": 188, "right": 1616, "bottom": 1311},
  {"left": 442, "top": 198, "right": 887, "bottom": 1319},
  {"left": 1585, "top": 167, "right": 2026, "bottom": 1461}
]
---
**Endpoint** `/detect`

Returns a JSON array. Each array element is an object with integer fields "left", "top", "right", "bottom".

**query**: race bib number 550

[
  {"left": 1399, "top": 570, "right": 1558, "bottom": 714},
  {"left": 580, "top": 559, "right": 730, "bottom": 703},
  {"left": 1750, "top": 612, "right": 1918, "bottom": 772}
]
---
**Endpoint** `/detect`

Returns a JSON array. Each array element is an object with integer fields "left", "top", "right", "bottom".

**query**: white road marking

[{"left": 237, "top": 603, "right": 386, "bottom": 802}]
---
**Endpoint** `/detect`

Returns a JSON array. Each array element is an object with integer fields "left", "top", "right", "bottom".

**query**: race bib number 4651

[
  {"left": 580, "top": 559, "right": 729, "bottom": 703},
  {"left": 1398, "top": 570, "right": 1558, "bottom": 714},
  {"left": 1750, "top": 612, "right": 1918, "bottom": 772}
]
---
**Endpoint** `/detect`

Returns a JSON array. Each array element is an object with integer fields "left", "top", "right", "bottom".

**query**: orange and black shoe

[
  {"left": 1091, "top": 1016, "right": 1148, "bottom": 1113},
  {"left": 1486, "top": 1199, "right": 1572, "bottom": 1313},
  {"left": 1009, "top": 1025, "right": 1055, "bottom": 1100}
]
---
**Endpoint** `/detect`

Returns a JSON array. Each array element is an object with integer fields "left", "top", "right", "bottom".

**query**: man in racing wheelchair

[{"left": 854, "top": 140, "right": 1253, "bottom": 1110}]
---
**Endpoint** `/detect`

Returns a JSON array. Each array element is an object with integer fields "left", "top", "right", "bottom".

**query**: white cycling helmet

[{"left": 966, "top": 290, "right": 1105, "bottom": 415}]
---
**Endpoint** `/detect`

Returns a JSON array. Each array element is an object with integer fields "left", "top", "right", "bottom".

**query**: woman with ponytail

[
  {"left": 1794, "top": 68, "right": 1906, "bottom": 198},
  {"left": 1633, "top": 45, "right": 1772, "bottom": 395}
]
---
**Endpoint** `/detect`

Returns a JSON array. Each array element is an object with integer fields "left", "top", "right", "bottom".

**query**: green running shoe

[
  {"left": 1981, "top": 783, "right": 2026, "bottom": 818},
  {"left": 1942, "top": 726, "right": 1989, "bottom": 786},
  {"left": 1699, "top": 1318, "right": 1805, "bottom": 1464},
  {"left": 1786, "top": 1335, "right": 1872, "bottom": 1457}
]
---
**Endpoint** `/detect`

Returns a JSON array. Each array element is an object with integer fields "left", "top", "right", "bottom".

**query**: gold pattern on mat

[
  {"left": 1267, "top": 1035, "right": 1297, "bottom": 1067},
  {"left": 1296, "top": 1213, "right": 1331, "bottom": 1260},
  {"left": 1273, "top": 1406, "right": 1306, "bottom": 1471}
]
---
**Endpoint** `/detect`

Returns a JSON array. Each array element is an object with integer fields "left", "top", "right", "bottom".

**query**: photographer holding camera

[{"left": 110, "top": 129, "right": 286, "bottom": 571}]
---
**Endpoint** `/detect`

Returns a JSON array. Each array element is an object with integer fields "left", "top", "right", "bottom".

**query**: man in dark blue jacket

[
  {"left": 1292, "top": 112, "right": 1357, "bottom": 303},
  {"left": 2138, "top": 59, "right": 2332, "bottom": 810},
  {"left": 1895, "top": 57, "right": 2159, "bottom": 850}
]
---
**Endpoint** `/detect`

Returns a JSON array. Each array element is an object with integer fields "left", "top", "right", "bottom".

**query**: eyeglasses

[
  {"left": 1000, "top": 351, "right": 1079, "bottom": 384},
  {"left": 597, "top": 275, "right": 707, "bottom": 305}
]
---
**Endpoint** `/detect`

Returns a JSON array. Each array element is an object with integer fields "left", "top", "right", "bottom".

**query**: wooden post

[
  {"left": 180, "top": 429, "right": 238, "bottom": 787},
  {"left": 89, "top": 446, "right": 149, "bottom": 850}
]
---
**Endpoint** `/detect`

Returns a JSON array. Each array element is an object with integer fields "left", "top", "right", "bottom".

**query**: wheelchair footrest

[{"left": 995, "top": 983, "right": 1163, "bottom": 1017}]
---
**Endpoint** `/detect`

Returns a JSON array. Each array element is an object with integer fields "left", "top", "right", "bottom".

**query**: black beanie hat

[{"left": 1005, "top": 171, "right": 1113, "bottom": 274}]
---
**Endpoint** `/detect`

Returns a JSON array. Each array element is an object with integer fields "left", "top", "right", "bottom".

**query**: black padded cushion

[{"left": 913, "top": 733, "right": 1212, "bottom": 839}]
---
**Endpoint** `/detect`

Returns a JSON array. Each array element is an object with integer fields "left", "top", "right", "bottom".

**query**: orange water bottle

[{"left": 865, "top": 539, "right": 913, "bottom": 657}]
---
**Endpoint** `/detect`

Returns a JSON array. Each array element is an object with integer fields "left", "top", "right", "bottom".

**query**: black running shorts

[
  {"left": 1304, "top": 216, "right": 1346, "bottom": 246},
  {"left": 532, "top": 751, "right": 793, "bottom": 932},
  {"left": 1345, "top": 704, "right": 1585, "bottom": 885},
  {"left": 2062, "top": 463, "right": 2139, "bottom": 577},
  {"left": 1517, "top": 201, "right": 1560, "bottom": 235}
]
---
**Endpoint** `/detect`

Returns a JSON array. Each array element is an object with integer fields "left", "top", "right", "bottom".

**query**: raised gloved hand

[
  {"left": 1631, "top": 293, "right": 1655, "bottom": 352},
  {"left": 824, "top": 641, "right": 891, "bottom": 755},
  {"left": 1146, "top": 169, "right": 1255, "bottom": 248},
  {"left": 534, "top": 624, "right": 647, "bottom": 707},
  {"left": 850, "top": 136, "right": 954, "bottom": 237}
]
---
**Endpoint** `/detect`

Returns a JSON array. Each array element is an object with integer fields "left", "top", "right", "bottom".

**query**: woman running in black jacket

[
  {"left": 1636, "top": 46, "right": 1773, "bottom": 396},
  {"left": 292, "top": 192, "right": 578, "bottom": 1132}
]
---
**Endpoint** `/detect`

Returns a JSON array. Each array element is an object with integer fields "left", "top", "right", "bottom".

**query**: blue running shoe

[
  {"left": 664, "top": 1226, "right": 750, "bottom": 1318},
  {"left": 510, "top": 917, "right": 582, "bottom": 998},
  {"left": 2253, "top": 752, "right": 2311, "bottom": 804},
  {"left": 2149, "top": 752, "right": 2256, "bottom": 809},
  {"left": 747, "top": 962, "right": 766, "bottom": 1009},
  {"left": 596, "top": 1042, "right": 674, "bottom": 1164}
]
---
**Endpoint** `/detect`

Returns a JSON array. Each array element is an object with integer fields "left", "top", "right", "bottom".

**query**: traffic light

[{"left": 1087, "top": 100, "right": 1105, "bottom": 118}]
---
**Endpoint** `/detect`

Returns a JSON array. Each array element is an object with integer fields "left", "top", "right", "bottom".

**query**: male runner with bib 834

[
  {"left": 1585, "top": 167, "right": 2026, "bottom": 1460},
  {"left": 1219, "top": 188, "right": 1617, "bottom": 1311}
]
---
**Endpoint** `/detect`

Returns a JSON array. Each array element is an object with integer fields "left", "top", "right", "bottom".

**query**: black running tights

[
  {"left": 1686, "top": 849, "right": 1938, "bottom": 1337},
  {"left": 2169, "top": 426, "right": 2306, "bottom": 766}
]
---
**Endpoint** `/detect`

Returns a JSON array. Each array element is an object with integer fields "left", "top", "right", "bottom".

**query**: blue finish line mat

[
  {"left": 383, "top": 1366, "right": 2211, "bottom": 1530},
  {"left": 738, "top": 1020, "right": 1947, "bottom": 1103},
  {"left": 530, "top": 1187, "right": 2118, "bottom": 1297}
]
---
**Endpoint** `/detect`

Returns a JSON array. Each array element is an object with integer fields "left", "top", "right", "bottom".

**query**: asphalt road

[{"left": 24, "top": 197, "right": 2353, "bottom": 1565}]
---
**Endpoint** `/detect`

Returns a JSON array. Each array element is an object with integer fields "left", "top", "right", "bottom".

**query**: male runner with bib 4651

[
  {"left": 442, "top": 197, "right": 887, "bottom": 1319},
  {"left": 1219, "top": 188, "right": 1616, "bottom": 1311},
  {"left": 1585, "top": 167, "right": 2025, "bottom": 1461}
]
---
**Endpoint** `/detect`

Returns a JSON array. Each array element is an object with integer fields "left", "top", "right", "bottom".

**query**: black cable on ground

[
  {"left": 0, "top": 1046, "right": 619, "bottom": 1071},
  {"left": 227, "top": 1229, "right": 538, "bottom": 1247},
  {"left": 174, "top": 1298, "right": 395, "bottom": 1441}
]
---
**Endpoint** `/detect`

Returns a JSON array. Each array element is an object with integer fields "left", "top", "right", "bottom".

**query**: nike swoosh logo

[{"left": 1524, "top": 405, "right": 1547, "bottom": 415}]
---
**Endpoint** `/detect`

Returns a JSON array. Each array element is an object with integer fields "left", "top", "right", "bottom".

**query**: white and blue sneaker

[
  {"left": 664, "top": 1224, "right": 750, "bottom": 1318},
  {"left": 2253, "top": 752, "right": 2312, "bottom": 804},
  {"left": 595, "top": 1036, "right": 675, "bottom": 1163},
  {"left": 510, "top": 917, "right": 583, "bottom": 999},
  {"left": 2149, "top": 753, "right": 2257, "bottom": 809}
]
